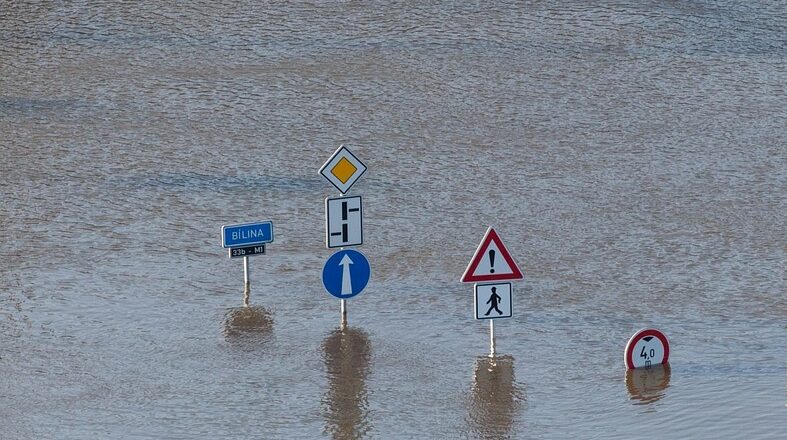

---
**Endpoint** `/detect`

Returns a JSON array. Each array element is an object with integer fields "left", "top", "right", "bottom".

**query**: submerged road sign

[
  {"left": 222, "top": 221, "right": 274, "bottom": 248},
  {"left": 461, "top": 227, "right": 523, "bottom": 283},
  {"left": 319, "top": 145, "right": 367, "bottom": 194},
  {"left": 624, "top": 328, "right": 670, "bottom": 369},
  {"left": 326, "top": 195, "right": 363, "bottom": 248},
  {"left": 475, "top": 283, "right": 513, "bottom": 320},
  {"left": 322, "top": 249, "right": 371, "bottom": 299},
  {"left": 220, "top": 220, "right": 274, "bottom": 308}
]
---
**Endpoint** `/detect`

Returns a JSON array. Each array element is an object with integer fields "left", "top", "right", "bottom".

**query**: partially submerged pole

[
  {"left": 341, "top": 299, "right": 347, "bottom": 330},
  {"left": 489, "top": 320, "right": 496, "bottom": 357},
  {"left": 243, "top": 255, "right": 250, "bottom": 307},
  {"left": 339, "top": 189, "right": 347, "bottom": 330}
]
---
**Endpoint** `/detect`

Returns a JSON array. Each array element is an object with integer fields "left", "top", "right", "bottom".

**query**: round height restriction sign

[{"left": 624, "top": 328, "right": 670, "bottom": 370}]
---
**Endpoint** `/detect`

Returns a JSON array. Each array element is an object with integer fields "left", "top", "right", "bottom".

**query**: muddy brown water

[{"left": 1, "top": 1, "right": 785, "bottom": 439}]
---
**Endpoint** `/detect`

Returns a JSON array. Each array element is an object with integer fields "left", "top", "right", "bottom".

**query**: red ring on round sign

[{"left": 624, "top": 328, "right": 670, "bottom": 369}]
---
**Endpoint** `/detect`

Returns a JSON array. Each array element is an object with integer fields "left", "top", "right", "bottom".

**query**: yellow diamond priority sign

[
  {"left": 319, "top": 145, "right": 367, "bottom": 193},
  {"left": 331, "top": 157, "right": 357, "bottom": 184}
]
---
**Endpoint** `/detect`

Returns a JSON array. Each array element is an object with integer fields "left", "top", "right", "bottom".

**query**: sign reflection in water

[
  {"left": 322, "top": 328, "right": 371, "bottom": 440},
  {"left": 467, "top": 355, "right": 524, "bottom": 440},
  {"left": 625, "top": 363, "right": 672, "bottom": 405},
  {"left": 222, "top": 306, "right": 274, "bottom": 341}
]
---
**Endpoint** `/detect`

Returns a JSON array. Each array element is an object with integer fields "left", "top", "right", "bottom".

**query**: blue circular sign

[{"left": 322, "top": 249, "right": 371, "bottom": 299}]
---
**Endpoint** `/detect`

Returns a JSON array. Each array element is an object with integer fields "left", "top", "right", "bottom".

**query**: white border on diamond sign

[
  {"left": 319, "top": 145, "right": 367, "bottom": 194},
  {"left": 474, "top": 282, "right": 513, "bottom": 320},
  {"left": 325, "top": 195, "right": 363, "bottom": 248}
]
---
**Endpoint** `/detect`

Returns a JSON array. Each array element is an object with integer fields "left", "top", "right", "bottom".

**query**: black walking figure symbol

[{"left": 484, "top": 287, "right": 503, "bottom": 316}]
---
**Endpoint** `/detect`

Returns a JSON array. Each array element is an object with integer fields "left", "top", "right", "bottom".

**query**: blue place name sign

[{"left": 222, "top": 221, "right": 274, "bottom": 248}]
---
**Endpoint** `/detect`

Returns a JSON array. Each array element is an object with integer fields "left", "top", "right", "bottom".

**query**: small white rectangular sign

[
  {"left": 474, "top": 283, "right": 512, "bottom": 320},
  {"left": 325, "top": 195, "right": 363, "bottom": 248}
]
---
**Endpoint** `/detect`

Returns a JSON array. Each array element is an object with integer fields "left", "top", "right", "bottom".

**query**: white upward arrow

[{"left": 339, "top": 254, "right": 354, "bottom": 296}]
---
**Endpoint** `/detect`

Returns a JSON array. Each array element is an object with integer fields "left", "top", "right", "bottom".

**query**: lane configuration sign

[{"left": 325, "top": 195, "right": 363, "bottom": 248}]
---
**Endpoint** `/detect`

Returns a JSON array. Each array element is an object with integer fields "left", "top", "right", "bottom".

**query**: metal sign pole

[
  {"left": 339, "top": 190, "right": 347, "bottom": 330},
  {"left": 339, "top": 190, "right": 347, "bottom": 329},
  {"left": 243, "top": 255, "right": 250, "bottom": 307},
  {"left": 489, "top": 320, "right": 496, "bottom": 357},
  {"left": 340, "top": 299, "right": 347, "bottom": 330}
]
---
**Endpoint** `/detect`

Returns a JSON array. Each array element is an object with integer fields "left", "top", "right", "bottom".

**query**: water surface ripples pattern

[{"left": 1, "top": 1, "right": 785, "bottom": 439}]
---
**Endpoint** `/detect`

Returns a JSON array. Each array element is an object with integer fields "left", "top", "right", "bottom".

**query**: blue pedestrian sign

[
  {"left": 222, "top": 221, "right": 274, "bottom": 248},
  {"left": 322, "top": 249, "right": 371, "bottom": 299}
]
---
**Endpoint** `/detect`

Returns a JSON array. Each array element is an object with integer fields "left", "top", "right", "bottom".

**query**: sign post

[
  {"left": 490, "top": 320, "right": 496, "bottom": 357},
  {"left": 243, "top": 255, "right": 250, "bottom": 306},
  {"left": 319, "top": 145, "right": 368, "bottom": 328},
  {"left": 221, "top": 221, "right": 274, "bottom": 306},
  {"left": 461, "top": 227, "right": 523, "bottom": 357}
]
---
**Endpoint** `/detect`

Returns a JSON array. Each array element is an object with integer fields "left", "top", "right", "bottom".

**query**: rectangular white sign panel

[
  {"left": 474, "top": 282, "right": 512, "bottom": 320},
  {"left": 325, "top": 195, "right": 363, "bottom": 248}
]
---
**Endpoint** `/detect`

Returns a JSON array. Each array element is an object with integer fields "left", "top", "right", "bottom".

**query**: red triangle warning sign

[{"left": 461, "top": 227, "right": 524, "bottom": 283}]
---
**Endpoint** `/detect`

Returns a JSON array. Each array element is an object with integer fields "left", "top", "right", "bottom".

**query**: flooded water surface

[{"left": 1, "top": 1, "right": 785, "bottom": 439}]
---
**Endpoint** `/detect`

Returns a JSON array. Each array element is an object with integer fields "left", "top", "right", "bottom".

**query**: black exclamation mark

[{"left": 488, "top": 250, "right": 496, "bottom": 273}]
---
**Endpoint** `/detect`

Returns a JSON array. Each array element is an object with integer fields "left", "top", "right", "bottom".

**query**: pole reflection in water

[
  {"left": 625, "top": 363, "right": 671, "bottom": 405},
  {"left": 322, "top": 327, "right": 371, "bottom": 440},
  {"left": 222, "top": 306, "right": 274, "bottom": 342},
  {"left": 467, "top": 355, "right": 524, "bottom": 440}
]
